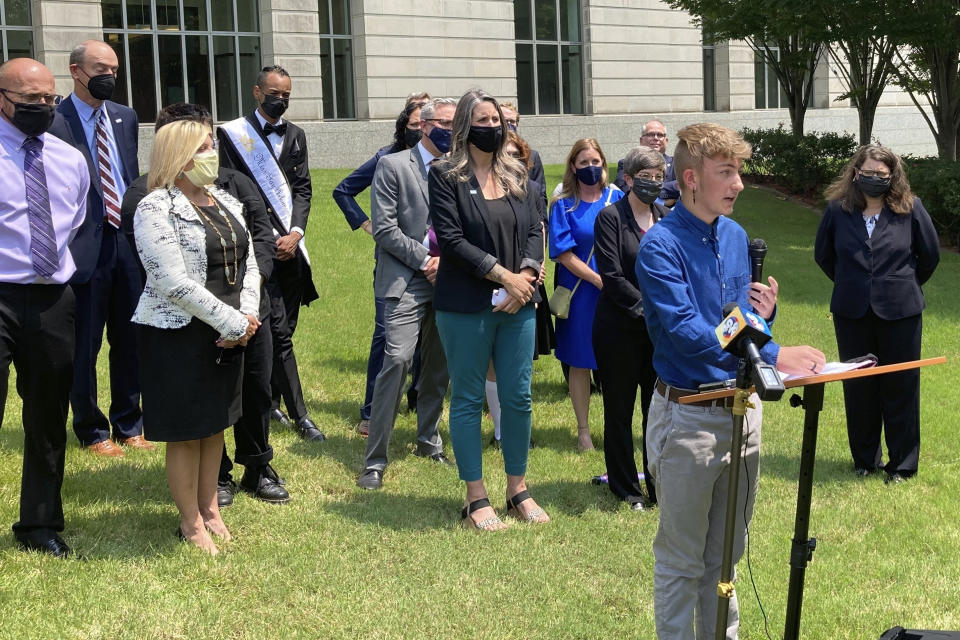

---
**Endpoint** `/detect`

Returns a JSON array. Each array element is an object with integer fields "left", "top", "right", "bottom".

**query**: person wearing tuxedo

[
  {"left": 0, "top": 58, "right": 90, "bottom": 557},
  {"left": 48, "top": 40, "right": 150, "bottom": 457},
  {"left": 355, "top": 97, "right": 457, "bottom": 490},
  {"left": 217, "top": 65, "right": 324, "bottom": 442},
  {"left": 815, "top": 144, "right": 940, "bottom": 484},
  {"left": 614, "top": 120, "right": 679, "bottom": 206},
  {"left": 120, "top": 103, "right": 289, "bottom": 506}
]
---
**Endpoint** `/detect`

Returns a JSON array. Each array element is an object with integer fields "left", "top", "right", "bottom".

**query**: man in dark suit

[
  {"left": 614, "top": 119, "right": 679, "bottom": 205},
  {"left": 48, "top": 40, "right": 149, "bottom": 457},
  {"left": 120, "top": 103, "right": 289, "bottom": 505},
  {"left": 217, "top": 65, "right": 324, "bottom": 442}
]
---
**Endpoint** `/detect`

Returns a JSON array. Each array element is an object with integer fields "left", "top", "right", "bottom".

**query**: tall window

[
  {"left": 754, "top": 48, "right": 788, "bottom": 109},
  {"left": 514, "top": 0, "right": 584, "bottom": 115},
  {"left": 702, "top": 31, "right": 716, "bottom": 112},
  {"left": 1, "top": 0, "right": 33, "bottom": 61},
  {"left": 102, "top": 0, "right": 261, "bottom": 123},
  {"left": 318, "top": 0, "right": 354, "bottom": 119}
]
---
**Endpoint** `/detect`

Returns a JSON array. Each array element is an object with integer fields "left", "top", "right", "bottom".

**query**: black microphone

[
  {"left": 716, "top": 302, "right": 784, "bottom": 400},
  {"left": 749, "top": 238, "right": 767, "bottom": 283}
]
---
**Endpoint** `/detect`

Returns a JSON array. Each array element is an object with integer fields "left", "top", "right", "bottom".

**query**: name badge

[{"left": 469, "top": 189, "right": 477, "bottom": 195}]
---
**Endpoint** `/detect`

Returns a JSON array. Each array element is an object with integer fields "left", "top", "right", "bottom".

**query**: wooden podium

[{"left": 678, "top": 356, "right": 947, "bottom": 640}]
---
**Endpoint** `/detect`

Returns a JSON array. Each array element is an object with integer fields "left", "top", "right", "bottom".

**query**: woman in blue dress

[{"left": 549, "top": 138, "right": 622, "bottom": 451}]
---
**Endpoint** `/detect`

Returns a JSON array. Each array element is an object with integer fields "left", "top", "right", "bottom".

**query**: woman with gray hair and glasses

[
  {"left": 592, "top": 146, "right": 669, "bottom": 510},
  {"left": 429, "top": 88, "right": 548, "bottom": 531}
]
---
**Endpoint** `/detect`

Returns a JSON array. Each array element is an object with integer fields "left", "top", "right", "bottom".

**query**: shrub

[
  {"left": 903, "top": 156, "right": 960, "bottom": 249},
  {"left": 740, "top": 125, "right": 857, "bottom": 196}
]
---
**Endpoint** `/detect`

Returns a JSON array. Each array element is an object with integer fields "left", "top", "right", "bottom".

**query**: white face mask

[{"left": 183, "top": 150, "right": 219, "bottom": 186}]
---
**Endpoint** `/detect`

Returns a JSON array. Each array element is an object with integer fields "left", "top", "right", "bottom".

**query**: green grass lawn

[{"left": 1, "top": 167, "right": 958, "bottom": 639}]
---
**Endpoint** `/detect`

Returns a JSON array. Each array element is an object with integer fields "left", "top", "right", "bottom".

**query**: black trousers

[
  {"left": 70, "top": 225, "right": 143, "bottom": 446},
  {"left": 268, "top": 270, "right": 308, "bottom": 421},
  {"left": 0, "top": 283, "right": 75, "bottom": 534},
  {"left": 592, "top": 312, "right": 657, "bottom": 504},
  {"left": 834, "top": 309, "right": 922, "bottom": 476},
  {"left": 220, "top": 310, "right": 275, "bottom": 482}
]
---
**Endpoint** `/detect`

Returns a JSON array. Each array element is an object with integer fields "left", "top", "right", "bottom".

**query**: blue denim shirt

[{"left": 635, "top": 199, "right": 780, "bottom": 389}]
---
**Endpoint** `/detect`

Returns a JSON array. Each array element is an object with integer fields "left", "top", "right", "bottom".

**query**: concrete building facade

[{"left": 2, "top": 0, "right": 938, "bottom": 167}]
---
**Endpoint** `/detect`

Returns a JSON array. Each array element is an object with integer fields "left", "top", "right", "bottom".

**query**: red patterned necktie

[{"left": 96, "top": 109, "right": 122, "bottom": 229}]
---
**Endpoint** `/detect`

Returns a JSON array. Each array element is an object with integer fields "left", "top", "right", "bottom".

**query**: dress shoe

[
  {"left": 240, "top": 464, "right": 291, "bottom": 504},
  {"left": 116, "top": 434, "right": 156, "bottom": 451},
  {"left": 86, "top": 438, "right": 125, "bottom": 457},
  {"left": 356, "top": 419, "right": 370, "bottom": 437},
  {"left": 356, "top": 468, "right": 383, "bottom": 490},
  {"left": 217, "top": 479, "right": 237, "bottom": 507},
  {"left": 416, "top": 450, "right": 454, "bottom": 466},
  {"left": 269, "top": 408, "right": 292, "bottom": 428},
  {"left": 15, "top": 530, "right": 73, "bottom": 558},
  {"left": 296, "top": 416, "right": 326, "bottom": 441}
]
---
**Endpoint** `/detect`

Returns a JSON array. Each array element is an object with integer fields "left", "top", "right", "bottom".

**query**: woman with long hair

[
  {"left": 429, "top": 88, "right": 548, "bottom": 531},
  {"left": 549, "top": 138, "right": 623, "bottom": 451},
  {"left": 133, "top": 120, "right": 261, "bottom": 553},
  {"left": 815, "top": 144, "right": 940, "bottom": 483}
]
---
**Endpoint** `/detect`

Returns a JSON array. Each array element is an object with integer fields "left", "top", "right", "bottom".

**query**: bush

[
  {"left": 740, "top": 125, "right": 857, "bottom": 196},
  {"left": 903, "top": 156, "right": 960, "bottom": 249}
]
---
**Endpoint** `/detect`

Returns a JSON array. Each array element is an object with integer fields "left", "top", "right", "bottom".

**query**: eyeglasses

[
  {"left": 0, "top": 88, "right": 63, "bottom": 106},
  {"left": 858, "top": 169, "right": 890, "bottom": 179},
  {"left": 642, "top": 132, "right": 667, "bottom": 140},
  {"left": 634, "top": 171, "right": 665, "bottom": 181},
  {"left": 425, "top": 118, "right": 454, "bottom": 129}
]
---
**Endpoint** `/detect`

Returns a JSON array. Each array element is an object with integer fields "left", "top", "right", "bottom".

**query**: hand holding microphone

[{"left": 746, "top": 238, "right": 778, "bottom": 320}]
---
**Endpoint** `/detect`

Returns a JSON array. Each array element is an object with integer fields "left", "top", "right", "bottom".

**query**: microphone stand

[{"left": 715, "top": 358, "right": 754, "bottom": 640}]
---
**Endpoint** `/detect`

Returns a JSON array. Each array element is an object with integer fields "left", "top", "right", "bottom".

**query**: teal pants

[{"left": 435, "top": 306, "right": 535, "bottom": 482}]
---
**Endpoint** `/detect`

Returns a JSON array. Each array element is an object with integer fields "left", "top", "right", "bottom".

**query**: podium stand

[{"left": 679, "top": 356, "right": 947, "bottom": 640}]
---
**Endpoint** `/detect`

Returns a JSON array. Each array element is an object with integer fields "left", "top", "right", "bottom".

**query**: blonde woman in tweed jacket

[{"left": 134, "top": 120, "right": 260, "bottom": 555}]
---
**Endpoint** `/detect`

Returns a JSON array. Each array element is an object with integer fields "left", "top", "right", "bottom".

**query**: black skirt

[
  {"left": 534, "top": 282, "right": 556, "bottom": 357},
  {"left": 138, "top": 319, "right": 243, "bottom": 442}
]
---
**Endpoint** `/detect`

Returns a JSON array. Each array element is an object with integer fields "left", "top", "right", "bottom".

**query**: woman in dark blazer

[
  {"left": 593, "top": 146, "right": 669, "bottom": 510},
  {"left": 815, "top": 144, "right": 940, "bottom": 483},
  {"left": 429, "top": 88, "right": 548, "bottom": 531}
]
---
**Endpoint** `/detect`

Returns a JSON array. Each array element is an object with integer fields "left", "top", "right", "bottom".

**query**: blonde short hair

[
  {"left": 673, "top": 123, "right": 751, "bottom": 194},
  {"left": 147, "top": 120, "right": 211, "bottom": 191}
]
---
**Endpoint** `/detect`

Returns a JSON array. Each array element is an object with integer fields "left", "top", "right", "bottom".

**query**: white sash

[{"left": 219, "top": 117, "right": 309, "bottom": 264}]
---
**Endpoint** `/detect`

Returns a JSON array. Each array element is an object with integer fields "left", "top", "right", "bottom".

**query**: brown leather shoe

[
  {"left": 117, "top": 435, "right": 156, "bottom": 451},
  {"left": 87, "top": 439, "right": 125, "bottom": 457}
]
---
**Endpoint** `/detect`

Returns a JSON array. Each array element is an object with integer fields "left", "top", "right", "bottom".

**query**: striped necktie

[
  {"left": 96, "top": 109, "right": 122, "bottom": 228},
  {"left": 22, "top": 136, "right": 60, "bottom": 278},
  {"left": 865, "top": 214, "right": 879, "bottom": 239}
]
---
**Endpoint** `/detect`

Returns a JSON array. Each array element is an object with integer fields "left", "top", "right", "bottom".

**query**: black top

[
  {"left": 429, "top": 170, "right": 544, "bottom": 313},
  {"left": 486, "top": 195, "right": 519, "bottom": 274},
  {"left": 594, "top": 196, "right": 669, "bottom": 331},
  {"left": 814, "top": 197, "right": 940, "bottom": 321},
  {"left": 196, "top": 201, "right": 248, "bottom": 309}
]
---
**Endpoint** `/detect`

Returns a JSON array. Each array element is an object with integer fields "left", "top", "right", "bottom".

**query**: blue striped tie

[{"left": 22, "top": 136, "right": 59, "bottom": 279}]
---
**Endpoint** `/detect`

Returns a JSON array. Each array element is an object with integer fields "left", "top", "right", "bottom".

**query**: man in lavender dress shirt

[{"left": 0, "top": 58, "right": 89, "bottom": 558}]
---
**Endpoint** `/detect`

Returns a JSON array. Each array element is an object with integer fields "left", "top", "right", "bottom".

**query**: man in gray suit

[{"left": 356, "top": 98, "right": 457, "bottom": 490}]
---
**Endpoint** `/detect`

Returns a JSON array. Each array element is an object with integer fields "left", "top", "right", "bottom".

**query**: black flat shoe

[
  {"left": 356, "top": 468, "right": 383, "bottom": 490},
  {"left": 270, "top": 408, "right": 292, "bottom": 428},
  {"left": 217, "top": 479, "right": 237, "bottom": 507},
  {"left": 240, "top": 464, "right": 291, "bottom": 504}
]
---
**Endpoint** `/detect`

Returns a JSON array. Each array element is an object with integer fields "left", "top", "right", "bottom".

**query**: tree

[
  {"left": 882, "top": 0, "right": 960, "bottom": 160},
  {"left": 668, "top": 0, "right": 827, "bottom": 135},
  {"left": 823, "top": 2, "right": 898, "bottom": 145}
]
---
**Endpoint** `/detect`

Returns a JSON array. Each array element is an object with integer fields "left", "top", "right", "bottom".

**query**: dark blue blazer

[
  {"left": 49, "top": 96, "right": 140, "bottom": 284},
  {"left": 814, "top": 198, "right": 940, "bottom": 321}
]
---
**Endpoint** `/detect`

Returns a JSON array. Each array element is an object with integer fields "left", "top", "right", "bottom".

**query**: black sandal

[
  {"left": 505, "top": 490, "right": 548, "bottom": 523},
  {"left": 460, "top": 498, "right": 505, "bottom": 531}
]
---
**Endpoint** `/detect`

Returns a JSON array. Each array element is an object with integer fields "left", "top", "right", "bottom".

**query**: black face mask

[
  {"left": 260, "top": 94, "right": 289, "bottom": 119},
  {"left": 79, "top": 68, "right": 116, "bottom": 101},
  {"left": 856, "top": 174, "right": 891, "bottom": 198},
  {"left": 631, "top": 178, "right": 663, "bottom": 204},
  {"left": 3, "top": 100, "right": 55, "bottom": 137},
  {"left": 404, "top": 127, "right": 422, "bottom": 149},
  {"left": 468, "top": 125, "right": 502, "bottom": 153}
]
